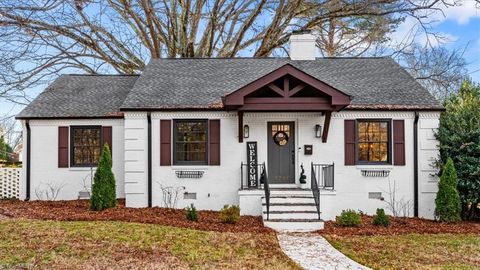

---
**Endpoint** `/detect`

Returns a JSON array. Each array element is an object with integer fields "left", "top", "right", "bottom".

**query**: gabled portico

[{"left": 223, "top": 64, "right": 351, "bottom": 143}]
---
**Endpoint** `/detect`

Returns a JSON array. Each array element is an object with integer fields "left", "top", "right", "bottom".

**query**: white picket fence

[{"left": 0, "top": 167, "right": 21, "bottom": 199}]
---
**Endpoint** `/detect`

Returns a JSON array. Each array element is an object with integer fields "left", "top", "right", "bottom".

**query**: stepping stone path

[{"left": 278, "top": 233, "right": 371, "bottom": 270}]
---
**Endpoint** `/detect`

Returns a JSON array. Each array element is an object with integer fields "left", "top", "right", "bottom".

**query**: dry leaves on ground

[
  {"left": 320, "top": 215, "right": 480, "bottom": 236},
  {"left": 0, "top": 199, "right": 271, "bottom": 233}
]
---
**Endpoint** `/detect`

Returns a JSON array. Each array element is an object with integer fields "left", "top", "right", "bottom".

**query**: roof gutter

[
  {"left": 147, "top": 112, "right": 152, "bottom": 207},
  {"left": 25, "top": 120, "right": 31, "bottom": 201},
  {"left": 413, "top": 111, "right": 419, "bottom": 217}
]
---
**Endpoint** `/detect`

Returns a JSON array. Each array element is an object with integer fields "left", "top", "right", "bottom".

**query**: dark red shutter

[
  {"left": 209, "top": 119, "right": 221, "bottom": 165},
  {"left": 102, "top": 126, "right": 113, "bottom": 154},
  {"left": 58, "top": 126, "right": 69, "bottom": 168},
  {"left": 344, "top": 120, "right": 356, "bottom": 166},
  {"left": 160, "top": 120, "right": 171, "bottom": 166},
  {"left": 393, "top": 120, "right": 405, "bottom": 166}
]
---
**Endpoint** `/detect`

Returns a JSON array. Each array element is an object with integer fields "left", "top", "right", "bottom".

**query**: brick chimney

[{"left": 289, "top": 30, "right": 316, "bottom": 60}]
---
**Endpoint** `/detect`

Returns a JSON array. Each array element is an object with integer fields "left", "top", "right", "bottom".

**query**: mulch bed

[
  {"left": 0, "top": 199, "right": 272, "bottom": 234},
  {"left": 320, "top": 215, "right": 480, "bottom": 236}
]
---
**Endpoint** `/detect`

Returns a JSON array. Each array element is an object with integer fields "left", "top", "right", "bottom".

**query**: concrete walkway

[{"left": 277, "top": 233, "right": 371, "bottom": 270}]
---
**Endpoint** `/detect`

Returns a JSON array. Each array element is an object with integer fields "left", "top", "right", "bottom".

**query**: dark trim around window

[
  {"left": 173, "top": 119, "right": 208, "bottom": 166},
  {"left": 355, "top": 119, "right": 392, "bottom": 165},
  {"left": 70, "top": 125, "right": 102, "bottom": 167}
]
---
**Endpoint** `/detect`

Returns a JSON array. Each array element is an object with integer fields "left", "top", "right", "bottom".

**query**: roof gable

[{"left": 224, "top": 64, "right": 351, "bottom": 111}]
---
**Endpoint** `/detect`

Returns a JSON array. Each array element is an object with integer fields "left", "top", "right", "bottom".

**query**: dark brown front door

[{"left": 268, "top": 122, "right": 295, "bottom": 184}]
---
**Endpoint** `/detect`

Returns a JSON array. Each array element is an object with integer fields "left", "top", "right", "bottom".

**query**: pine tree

[
  {"left": 435, "top": 158, "right": 461, "bottom": 222},
  {"left": 90, "top": 144, "right": 116, "bottom": 211}
]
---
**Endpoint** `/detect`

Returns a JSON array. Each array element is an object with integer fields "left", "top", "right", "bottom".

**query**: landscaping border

[{"left": 0, "top": 199, "right": 271, "bottom": 233}]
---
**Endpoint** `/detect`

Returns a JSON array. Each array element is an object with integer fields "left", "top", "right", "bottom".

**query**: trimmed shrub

[
  {"left": 185, "top": 204, "right": 198, "bottom": 221},
  {"left": 372, "top": 208, "right": 390, "bottom": 227},
  {"left": 336, "top": 210, "right": 361, "bottom": 227},
  {"left": 90, "top": 144, "right": 116, "bottom": 211},
  {"left": 219, "top": 205, "right": 240, "bottom": 224},
  {"left": 435, "top": 158, "right": 462, "bottom": 222}
]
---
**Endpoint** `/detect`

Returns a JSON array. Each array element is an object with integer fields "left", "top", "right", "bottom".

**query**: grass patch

[
  {"left": 0, "top": 220, "right": 299, "bottom": 269},
  {"left": 325, "top": 233, "right": 480, "bottom": 270}
]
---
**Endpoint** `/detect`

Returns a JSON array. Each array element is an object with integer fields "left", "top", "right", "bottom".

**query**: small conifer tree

[
  {"left": 435, "top": 158, "right": 461, "bottom": 222},
  {"left": 372, "top": 208, "right": 390, "bottom": 227},
  {"left": 90, "top": 144, "right": 116, "bottom": 211}
]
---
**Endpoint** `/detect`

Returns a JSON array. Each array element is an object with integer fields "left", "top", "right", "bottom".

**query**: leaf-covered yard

[
  {"left": 325, "top": 233, "right": 480, "bottom": 270},
  {"left": 0, "top": 219, "right": 300, "bottom": 270}
]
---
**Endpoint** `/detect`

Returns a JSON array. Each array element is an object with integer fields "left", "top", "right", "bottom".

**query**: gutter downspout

[
  {"left": 147, "top": 112, "right": 152, "bottom": 207},
  {"left": 25, "top": 120, "right": 31, "bottom": 201},
  {"left": 413, "top": 112, "right": 419, "bottom": 217}
]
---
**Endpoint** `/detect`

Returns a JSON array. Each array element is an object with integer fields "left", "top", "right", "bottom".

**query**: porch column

[
  {"left": 238, "top": 111, "right": 244, "bottom": 143},
  {"left": 322, "top": 111, "right": 332, "bottom": 143}
]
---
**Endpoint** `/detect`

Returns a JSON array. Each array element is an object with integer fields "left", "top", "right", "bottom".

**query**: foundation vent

[{"left": 184, "top": 192, "right": 197, "bottom": 200}]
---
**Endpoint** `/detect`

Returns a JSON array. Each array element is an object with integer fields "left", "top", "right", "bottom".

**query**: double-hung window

[
  {"left": 173, "top": 120, "right": 208, "bottom": 165},
  {"left": 357, "top": 120, "right": 391, "bottom": 164},
  {"left": 71, "top": 126, "right": 102, "bottom": 166}
]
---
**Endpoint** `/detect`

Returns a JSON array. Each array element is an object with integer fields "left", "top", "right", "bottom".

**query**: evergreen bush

[
  {"left": 435, "top": 158, "right": 462, "bottom": 222},
  {"left": 219, "top": 205, "right": 240, "bottom": 224},
  {"left": 90, "top": 144, "right": 116, "bottom": 211},
  {"left": 372, "top": 208, "right": 390, "bottom": 227},
  {"left": 186, "top": 204, "right": 198, "bottom": 221},
  {"left": 437, "top": 80, "right": 480, "bottom": 220},
  {"left": 336, "top": 209, "right": 362, "bottom": 227}
]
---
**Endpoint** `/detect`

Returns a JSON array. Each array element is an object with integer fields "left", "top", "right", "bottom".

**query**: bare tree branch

[{"left": 0, "top": 0, "right": 467, "bottom": 105}]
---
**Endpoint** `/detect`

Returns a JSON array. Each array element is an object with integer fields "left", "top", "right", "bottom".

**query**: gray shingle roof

[
  {"left": 17, "top": 57, "right": 443, "bottom": 119},
  {"left": 121, "top": 57, "right": 442, "bottom": 110},
  {"left": 17, "top": 75, "right": 138, "bottom": 119}
]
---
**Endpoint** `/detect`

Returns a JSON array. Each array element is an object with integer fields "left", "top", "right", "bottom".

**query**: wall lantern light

[
  {"left": 315, "top": 124, "right": 322, "bottom": 138},
  {"left": 244, "top": 125, "right": 250, "bottom": 138}
]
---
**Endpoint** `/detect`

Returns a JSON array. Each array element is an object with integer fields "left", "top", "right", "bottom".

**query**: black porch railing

[
  {"left": 240, "top": 162, "right": 270, "bottom": 220},
  {"left": 261, "top": 163, "right": 270, "bottom": 220},
  {"left": 240, "top": 163, "right": 266, "bottom": 189},
  {"left": 311, "top": 163, "right": 335, "bottom": 220},
  {"left": 311, "top": 163, "right": 335, "bottom": 190}
]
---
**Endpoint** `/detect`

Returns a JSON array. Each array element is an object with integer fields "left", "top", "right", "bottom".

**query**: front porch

[
  {"left": 221, "top": 63, "right": 349, "bottom": 231},
  {"left": 239, "top": 162, "right": 335, "bottom": 232}
]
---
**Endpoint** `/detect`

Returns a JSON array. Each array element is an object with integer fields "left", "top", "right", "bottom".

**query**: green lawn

[
  {"left": 0, "top": 219, "right": 300, "bottom": 269},
  {"left": 325, "top": 233, "right": 480, "bottom": 270}
]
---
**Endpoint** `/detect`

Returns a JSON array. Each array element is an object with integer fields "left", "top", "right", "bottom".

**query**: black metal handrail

[
  {"left": 240, "top": 162, "right": 270, "bottom": 220},
  {"left": 311, "top": 163, "right": 335, "bottom": 220},
  {"left": 240, "top": 163, "right": 266, "bottom": 189},
  {"left": 261, "top": 162, "right": 270, "bottom": 220},
  {"left": 311, "top": 163, "right": 321, "bottom": 220}
]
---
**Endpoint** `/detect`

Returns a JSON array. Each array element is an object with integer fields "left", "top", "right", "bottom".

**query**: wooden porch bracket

[
  {"left": 322, "top": 111, "right": 332, "bottom": 143},
  {"left": 238, "top": 111, "right": 244, "bottom": 143}
]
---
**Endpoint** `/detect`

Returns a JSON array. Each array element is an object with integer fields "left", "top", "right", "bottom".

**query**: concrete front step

[
  {"left": 268, "top": 189, "right": 313, "bottom": 196},
  {"left": 263, "top": 204, "right": 318, "bottom": 212},
  {"left": 263, "top": 211, "right": 319, "bottom": 220},
  {"left": 266, "top": 196, "right": 315, "bottom": 204},
  {"left": 260, "top": 188, "right": 323, "bottom": 232},
  {"left": 263, "top": 219, "right": 324, "bottom": 232}
]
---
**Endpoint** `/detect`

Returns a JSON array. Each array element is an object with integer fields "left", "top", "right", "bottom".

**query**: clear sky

[{"left": 1, "top": 2, "right": 479, "bottom": 118}]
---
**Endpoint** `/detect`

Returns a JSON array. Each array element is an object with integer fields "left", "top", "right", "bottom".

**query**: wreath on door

[{"left": 273, "top": 131, "right": 289, "bottom": 146}]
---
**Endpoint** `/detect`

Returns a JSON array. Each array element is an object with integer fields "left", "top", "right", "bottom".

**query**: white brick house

[{"left": 17, "top": 32, "right": 442, "bottom": 231}]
